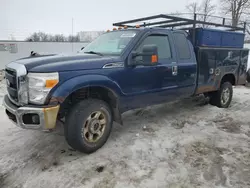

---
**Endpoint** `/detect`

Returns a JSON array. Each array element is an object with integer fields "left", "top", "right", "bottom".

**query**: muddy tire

[
  {"left": 247, "top": 69, "right": 250, "bottom": 83},
  {"left": 65, "top": 99, "right": 113, "bottom": 153},
  {"left": 209, "top": 82, "right": 233, "bottom": 108}
]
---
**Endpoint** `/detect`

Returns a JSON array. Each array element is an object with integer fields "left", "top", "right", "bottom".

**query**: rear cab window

[{"left": 173, "top": 32, "right": 191, "bottom": 61}]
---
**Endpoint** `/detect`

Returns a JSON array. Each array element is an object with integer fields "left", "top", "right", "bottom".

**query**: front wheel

[
  {"left": 65, "top": 99, "right": 113, "bottom": 153},
  {"left": 209, "top": 82, "right": 233, "bottom": 108}
]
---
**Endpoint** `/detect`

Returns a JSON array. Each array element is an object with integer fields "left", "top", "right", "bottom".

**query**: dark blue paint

[
  {"left": 14, "top": 28, "right": 248, "bottom": 114},
  {"left": 195, "top": 47, "right": 248, "bottom": 94},
  {"left": 190, "top": 28, "right": 245, "bottom": 48},
  {"left": 238, "top": 50, "right": 249, "bottom": 85},
  {"left": 14, "top": 53, "right": 121, "bottom": 72}
]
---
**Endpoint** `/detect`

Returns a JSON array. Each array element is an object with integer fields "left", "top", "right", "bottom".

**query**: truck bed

[{"left": 195, "top": 47, "right": 249, "bottom": 94}]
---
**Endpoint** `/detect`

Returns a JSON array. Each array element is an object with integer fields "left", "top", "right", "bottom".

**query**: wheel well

[
  {"left": 58, "top": 86, "right": 122, "bottom": 124},
  {"left": 221, "top": 74, "right": 236, "bottom": 86}
]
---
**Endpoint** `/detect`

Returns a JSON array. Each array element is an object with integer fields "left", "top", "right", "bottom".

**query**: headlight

[
  {"left": 28, "top": 72, "right": 59, "bottom": 104},
  {"left": 18, "top": 76, "right": 29, "bottom": 105}
]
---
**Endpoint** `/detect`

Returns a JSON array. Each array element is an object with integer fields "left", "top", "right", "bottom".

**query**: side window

[
  {"left": 173, "top": 32, "right": 191, "bottom": 60},
  {"left": 135, "top": 35, "right": 172, "bottom": 60}
]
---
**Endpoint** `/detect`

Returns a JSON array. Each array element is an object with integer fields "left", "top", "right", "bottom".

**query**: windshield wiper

[{"left": 84, "top": 51, "right": 103, "bottom": 56}]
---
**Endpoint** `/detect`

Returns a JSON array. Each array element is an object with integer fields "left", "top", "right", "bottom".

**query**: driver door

[{"left": 116, "top": 30, "right": 178, "bottom": 110}]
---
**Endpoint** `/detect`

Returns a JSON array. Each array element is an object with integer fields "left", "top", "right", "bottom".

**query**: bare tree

[
  {"left": 37, "top": 32, "right": 50, "bottom": 42},
  {"left": 200, "top": 0, "right": 216, "bottom": 27},
  {"left": 68, "top": 34, "right": 80, "bottom": 42},
  {"left": 26, "top": 32, "right": 40, "bottom": 42},
  {"left": 52, "top": 34, "right": 66, "bottom": 42},
  {"left": 186, "top": 1, "right": 200, "bottom": 14},
  {"left": 26, "top": 32, "right": 81, "bottom": 42},
  {"left": 186, "top": 0, "right": 216, "bottom": 27},
  {"left": 26, "top": 32, "right": 73, "bottom": 42},
  {"left": 221, "top": 0, "right": 250, "bottom": 27},
  {"left": 26, "top": 32, "right": 50, "bottom": 42},
  {"left": 83, "top": 35, "right": 93, "bottom": 42}
]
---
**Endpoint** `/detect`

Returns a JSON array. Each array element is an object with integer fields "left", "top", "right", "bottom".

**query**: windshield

[{"left": 82, "top": 30, "right": 138, "bottom": 56}]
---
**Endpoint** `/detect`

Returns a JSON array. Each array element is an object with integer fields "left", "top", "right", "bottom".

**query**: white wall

[
  {"left": 1, "top": 41, "right": 250, "bottom": 71},
  {"left": 0, "top": 41, "right": 88, "bottom": 69}
]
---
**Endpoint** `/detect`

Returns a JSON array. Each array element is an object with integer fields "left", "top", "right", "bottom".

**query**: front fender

[{"left": 49, "top": 74, "right": 123, "bottom": 104}]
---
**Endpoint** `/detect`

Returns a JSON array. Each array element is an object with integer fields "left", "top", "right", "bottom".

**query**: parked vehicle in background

[{"left": 3, "top": 14, "right": 249, "bottom": 153}]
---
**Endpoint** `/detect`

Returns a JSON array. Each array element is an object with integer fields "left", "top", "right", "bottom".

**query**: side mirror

[{"left": 130, "top": 44, "right": 158, "bottom": 66}]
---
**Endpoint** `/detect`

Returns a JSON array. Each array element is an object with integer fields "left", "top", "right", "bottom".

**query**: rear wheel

[
  {"left": 209, "top": 82, "right": 233, "bottom": 108},
  {"left": 247, "top": 69, "right": 250, "bottom": 83},
  {"left": 65, "top": 99, "right": 113, "bottom": 153}
]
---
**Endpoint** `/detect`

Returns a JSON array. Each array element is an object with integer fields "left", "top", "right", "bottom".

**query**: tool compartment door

[
  {"left": 196, "top": 48, "right": 218, "bottom": 94},
  {"left": 238, "top": 49, "right": 249, "bottom": 85}
]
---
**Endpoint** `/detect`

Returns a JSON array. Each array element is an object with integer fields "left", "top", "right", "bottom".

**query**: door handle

[{"left": 172, "top": 62, "right": 178, "bottom": 76}]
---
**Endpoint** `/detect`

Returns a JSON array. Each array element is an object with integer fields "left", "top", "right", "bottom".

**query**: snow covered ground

[{"left": 0, "top": 79, "right": 250, "bottom": 188}]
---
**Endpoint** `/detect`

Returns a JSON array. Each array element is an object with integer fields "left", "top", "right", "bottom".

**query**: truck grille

[
  {"left": 5, "top": 68, "right": 18, "bottom": 102},
  {"left": 5, "top": 62, "right": 27, "bottom": 105}
]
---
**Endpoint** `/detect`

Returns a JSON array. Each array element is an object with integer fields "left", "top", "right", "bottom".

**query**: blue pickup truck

[{"left": 3, "top": 14, "right": 249, "bottom": 153}]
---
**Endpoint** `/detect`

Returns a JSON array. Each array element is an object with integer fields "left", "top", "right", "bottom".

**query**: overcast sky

[{"left": 1, "top": 0, "right": 217, "bottom": 40}]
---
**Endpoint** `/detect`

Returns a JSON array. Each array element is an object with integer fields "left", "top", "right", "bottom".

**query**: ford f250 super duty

[{"left": 3, "top": 14, "right": 249, "bottom": 153}]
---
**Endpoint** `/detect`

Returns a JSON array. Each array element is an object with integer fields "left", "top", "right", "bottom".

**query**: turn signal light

[
  {"left": 45, "top": 79, "right": 59, "bottom": 88},
  {"left": 151, "top": 55, "right": 158, "bottom": 63}
]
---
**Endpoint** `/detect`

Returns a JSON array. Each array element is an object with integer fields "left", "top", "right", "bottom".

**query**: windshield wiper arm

[{"left": 84, "top": 51, "right": 103, "bottom": 56}]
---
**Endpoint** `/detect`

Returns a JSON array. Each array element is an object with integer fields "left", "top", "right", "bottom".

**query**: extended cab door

[
  {"left": 118, "top": 30, "right": 179, "bottom": 109},
  {"left": 172, "top": 31, "right": 197, "bottom": 97}
]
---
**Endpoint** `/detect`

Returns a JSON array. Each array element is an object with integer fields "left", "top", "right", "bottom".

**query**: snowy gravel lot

[{"left": 0, "top": 78, "right": 250, "bottom": 188}]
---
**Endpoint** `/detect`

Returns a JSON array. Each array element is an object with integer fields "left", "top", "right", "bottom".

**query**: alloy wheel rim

[
  {"left": 221, "top": 88, "right": 230, "bottom": 105},
  {"left": 82, "top": 111, "right": 107, "bottom": 143}
]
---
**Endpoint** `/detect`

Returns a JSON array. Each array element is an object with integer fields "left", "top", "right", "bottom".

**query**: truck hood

[{"left": 13, "top": 53, "right": 120, "bottom": 72}]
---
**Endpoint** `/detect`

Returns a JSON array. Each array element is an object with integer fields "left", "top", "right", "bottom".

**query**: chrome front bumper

[{"left": 3, "top": 95, "right": 60, "bottom": 130}]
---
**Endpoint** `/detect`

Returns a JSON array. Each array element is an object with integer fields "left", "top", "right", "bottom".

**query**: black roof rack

[
  {"left": 113, "top": 13, "right": 246, "bottom": 31},
  {"left": 113, "top": 13, "right": 247, "bottom": 43}
]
